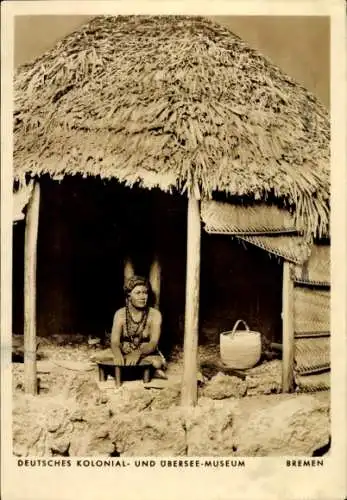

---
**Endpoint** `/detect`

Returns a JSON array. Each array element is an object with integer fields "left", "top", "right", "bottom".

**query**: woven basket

[{"left": 220, "top": 320, "right": 262, "bottom": 369}]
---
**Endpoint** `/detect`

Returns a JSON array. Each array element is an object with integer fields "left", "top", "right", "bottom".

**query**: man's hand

[
  {"left": 125, "top": 350, "right": 141, "bottom": 366},
  {"left": 113, "top": 351, "right": 124, "bottom": 366}
]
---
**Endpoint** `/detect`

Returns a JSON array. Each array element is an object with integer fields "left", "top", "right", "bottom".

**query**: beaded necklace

[{"left": 125, "top": 301, "right": 149, "bottom": 346}]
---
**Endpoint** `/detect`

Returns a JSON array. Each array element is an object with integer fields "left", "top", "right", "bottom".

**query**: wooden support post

[
  {"left": 124, "top": 257, "right": 134, "bottom": 284},
  {"left": 149, "top": 255, "right": 161, "bottom": 309},
  {"left": 24, "top": 181, "right": 40, "bottom": 395},
  {"left": 282, "top": 261, "right": 295, "bottom": 392},
  {"left": 114, "top": 367, "right": 122, "bottom": 388},
  {"left": 143, "top": 367, "right": 151, "bottom": 384},
  {"left": 181, "top": 195, "right": 201, "bottom": 407},
  {"left": 98, "top": 365, "right": 106, "bottom": 382}
]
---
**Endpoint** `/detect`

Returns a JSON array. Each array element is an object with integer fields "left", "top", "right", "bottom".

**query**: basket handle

[{"left": 231, "top": 319, "right": 250, "bottom": 335}]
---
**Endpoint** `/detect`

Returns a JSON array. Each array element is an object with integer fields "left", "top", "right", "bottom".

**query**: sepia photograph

[{"left": 1, "top": 2, "right": 346, "bottom": 500}]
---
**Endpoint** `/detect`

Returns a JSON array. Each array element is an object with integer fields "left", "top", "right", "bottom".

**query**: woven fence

[
  {"left": 295, "top": 337, "right": 330, "bottom": 374},
  {"left": 293, "top": 285, "right": 330, "bottom": 391},
  {"left": 295, "top": 371, "right": 330, "bottom": 392},
  {"left": 237, "top": 234, "right": 311, "bottom": 264},
  {"left": 294, "top": 287, "right": 330, "bottom": 334},
  {"left": 201, "top": 201, "right": 297, "bottom": 235},
  {"left": 294, "top": 244, "right": 330, "bottom": 286}
]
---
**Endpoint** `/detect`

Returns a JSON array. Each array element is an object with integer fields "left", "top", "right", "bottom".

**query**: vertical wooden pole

[
  {"left": 149, "top": 255, "right": 161, "bottom": 309},
  {"left": 282, "top": 261, "right": 295, "bottom": 392},
  {"left": 114, "top": 366, "right": 122, "bottom": 388},
  {"left": 181, "top": 195, "right": 201, "bottom": 406},
  {"left": 24, "top": 181, "right": 40, "bottom": 395},
  {"left": 124, "top": 257, "right": 134, "bottom": 284}
]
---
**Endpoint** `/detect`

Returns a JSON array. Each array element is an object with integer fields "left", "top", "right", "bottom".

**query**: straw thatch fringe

[
  {"left": 201, "top": 200, "right": 298, "bottom": 234},
  {"left": 14, "top": 15, "right": 330, "bottom": 238}
]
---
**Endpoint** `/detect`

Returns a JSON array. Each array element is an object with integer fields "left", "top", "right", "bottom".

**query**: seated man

[{"left": 111, "top": 275, "right": 167, "bottom": 379}]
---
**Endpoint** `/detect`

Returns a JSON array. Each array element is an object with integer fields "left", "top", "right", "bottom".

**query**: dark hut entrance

[
  {"left": 199, "top": 235, "right": 283, "bottom": 346},
  {"left": 13, "top": 176, "right": 189, "bottom": 357},
  {"left": 13, "top": 176, "right": 283, "bottom": 359}
]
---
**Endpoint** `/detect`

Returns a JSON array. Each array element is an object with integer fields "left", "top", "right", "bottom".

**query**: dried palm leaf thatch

[
  {"left": 294, "top": 288, "right": 330, "bottom": 334},
  {"left": 201, "top": 200, "right": 298, "bottom": 234},
  {"left": 294, "top": 244, "right": 330, "bottom": 286},
  {"left": 235, "top": 234, "right": 311, "bottom": 264},
  {"left": 14, "top": 15, "right": 329, "bottom": 237}
]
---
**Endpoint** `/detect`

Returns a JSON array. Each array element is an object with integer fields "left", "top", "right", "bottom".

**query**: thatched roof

[{"left": 14, "top": 15, "right": 330, "bottom": 237}]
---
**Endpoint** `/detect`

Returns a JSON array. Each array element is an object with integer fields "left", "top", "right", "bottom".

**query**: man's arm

[
  {"left": 111, "top": 310, "right": 124, "bottom": 365},
  {"left": 139, "top": 309, "right": 162, "bottom": 356}
]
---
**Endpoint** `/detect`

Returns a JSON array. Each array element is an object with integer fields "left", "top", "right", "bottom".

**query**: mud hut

[{"left": 13, "top": 15, "right": 330, "bottom": 403}]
